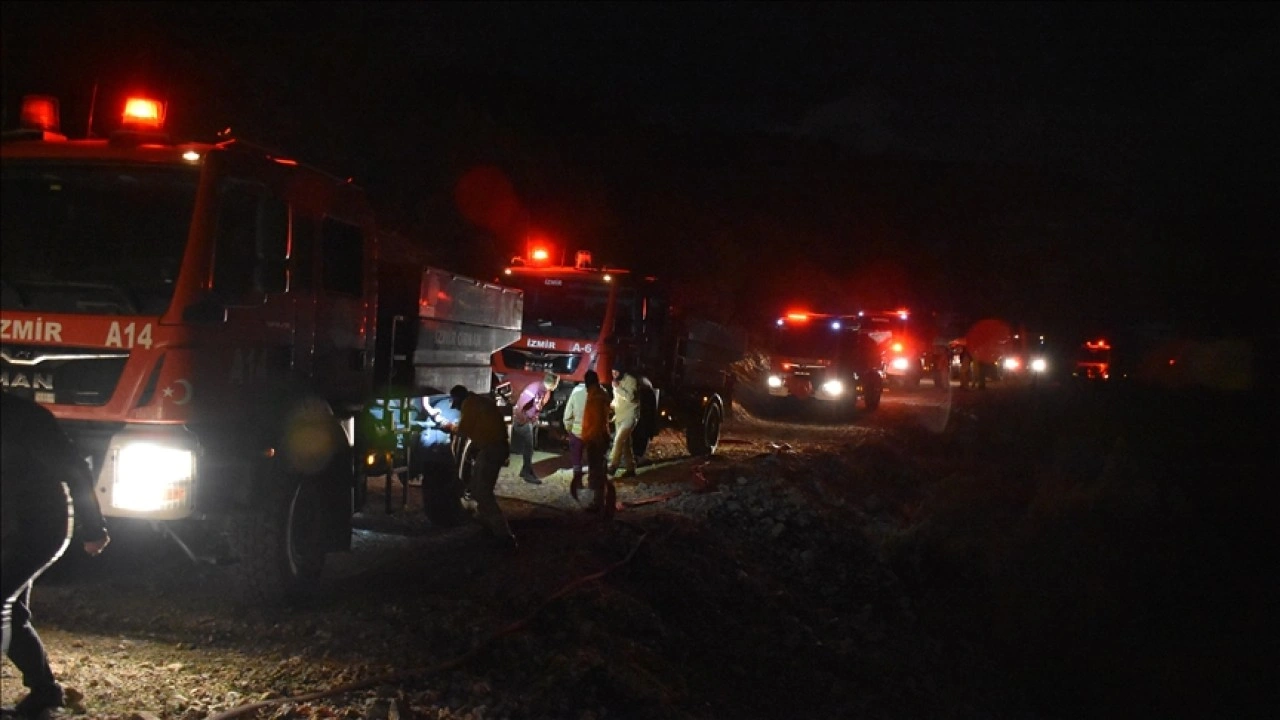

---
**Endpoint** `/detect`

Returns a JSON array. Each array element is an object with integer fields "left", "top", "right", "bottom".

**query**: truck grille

[
  {"left": 500, "top": 347, "right": 581, "bottom": 374},
  {"left": 0, "top": 344, "right": 129, "bottom": 406}
]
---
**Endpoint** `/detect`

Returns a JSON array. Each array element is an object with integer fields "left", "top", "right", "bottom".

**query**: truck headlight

[
  {"left": 1003, "top": 357, "right": 1021, "bottom": 371},
  {"left": 111, "top": 443, "right": 195, "bottom": 515},
  {"left": 821, "top": 379, "right": 844, "bottom": 396},
  {"left": 1030, "top": 357, "right": 1048, "bottom": 373},
  {"left": 766, "top": 374, "right": 783, "bottom": 388},
  {"left": 890, "top": 357, "right": 910, "bottom": 371}
]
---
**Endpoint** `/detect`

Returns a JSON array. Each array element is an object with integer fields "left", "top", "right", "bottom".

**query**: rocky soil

[{"left": 3, "top": 382, "right": 1274, "bottom": 720}]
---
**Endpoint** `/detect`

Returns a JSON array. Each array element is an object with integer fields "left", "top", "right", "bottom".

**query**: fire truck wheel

[
  {"left": 353, "top": 471, "right": 370, "bottom": 513},
  {"left": 862, "top": 376, "right": 883, "bottom": 411},
  {"left": 685, "top": 398, "right": 723, "bottom": 456},
  {"left": 422, "top": 463, "right": 466, "bottom": 527},
  {"left": 230, "top": 475, "right": 328, "bottom": 605}
]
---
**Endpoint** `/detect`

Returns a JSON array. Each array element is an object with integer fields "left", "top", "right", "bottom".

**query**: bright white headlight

[
  {"left": 890, "top": 357, "right": 910, "bottom": 371},
  {"left": 113, "top": 443, "right": 194, "bottom": 513},
  {"left": 1003, "top": 357, "right": 1021, "bottom": 371},
  {"left": 766, "top": 375, "right": 783, "bottom": 388},
  {"left": 822, "top": 379, "right": 844, "bottom": 396},
  {"left": 1030, "top": 357, "right": 1048, "bottom": 373}
]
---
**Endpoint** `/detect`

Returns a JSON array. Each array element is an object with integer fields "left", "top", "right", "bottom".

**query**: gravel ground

[{"left": 4, "top": 383, "right": 1274, "bottom": 720}]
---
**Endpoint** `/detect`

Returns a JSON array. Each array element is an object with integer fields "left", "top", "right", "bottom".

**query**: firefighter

[
  {"left": 562, "top": 379, "right": 589, "bottom": 500},
  {"left": 607, "top": 364, "right": 640, "bottom": 478},
  {"left": 580, "top": 371, "right": 616, "bottom": 518},
  {"left": 2, "top": 393, "right": 111, "bottom": 718},
  {"left": 452, "top": 385, "right": 518, "bottom": 552},
  {"left": 511, "top": 372, "right": 560, "bottom": 484}
]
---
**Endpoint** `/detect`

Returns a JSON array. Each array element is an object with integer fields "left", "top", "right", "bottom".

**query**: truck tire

[
  {"left": 685, "top": 397, "right": 723, "bottom": 456},
  {"left": 230, "top": 473, "right": 327, "bottom": 605},
  {"left": 632, "top": 381, "right": 659, "bottom": 460},
  {"left": 932, "top": 365, "right": 948, "bottom": 388},
  {"left": 862, "top": 374, "right": 883, "bottom": 411},
  {"left": 421, "top": 462, "right": 466, "bottom": 526}
]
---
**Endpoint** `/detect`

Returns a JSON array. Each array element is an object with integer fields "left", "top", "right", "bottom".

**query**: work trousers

[
  {"left": 1, "top": 482, "right": 72, "bottom": 694},
  {"left": 585, "top": 437, "right": 614, "bottom": 517},
  {"left": 567, "top": 434, "right": 585, "bottom": 483},
  {"left": 609, "top": 415, "right": 637, "bottom": 472},
  {"left": 510, "top": 422, "right": 537, "bottom": 478},
  {"left": 468, "top": 443, "right": 514, "bottom": 540}
]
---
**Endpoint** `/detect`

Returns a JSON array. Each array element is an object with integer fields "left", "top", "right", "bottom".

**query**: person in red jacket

[
  {"left": 2, "top": 393, "right": 111, "bottom": 718},
  {"left": 578, "top": 371, "right": 616, "bottom": 519}
]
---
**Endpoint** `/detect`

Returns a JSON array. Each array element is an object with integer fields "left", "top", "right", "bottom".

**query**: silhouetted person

[
  {"left": 580, "top": 371, "right": 615, "bottom": 518},
  {"left": 452, "top": 385, "right": 518, "bottom": 551},
  {"left": 2, "top": 393, "right": 110, "bottom": 717}
]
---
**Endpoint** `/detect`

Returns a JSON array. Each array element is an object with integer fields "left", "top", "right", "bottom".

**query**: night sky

[{"left": 4, "top": 2, "right": 1277, "bottom": 342}]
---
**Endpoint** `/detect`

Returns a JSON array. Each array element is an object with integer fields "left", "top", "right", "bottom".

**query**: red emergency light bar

[
  {"left": 784, "top": 312, "right": 810, "bottom": 323},
  {"left": 20, "top": 95, "right": 61, "bottom": 132},
  {"left": 122, "top": 96, "right": 166, "bottom": 129},
  {"left": 530, "top": 247, "right": 550, "bottom": 263},
  {"left": 1085, "top": 339, "right": 1110, "bottom": 350}
]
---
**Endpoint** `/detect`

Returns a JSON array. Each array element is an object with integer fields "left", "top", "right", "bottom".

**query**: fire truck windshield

[
  {"left": 1, "top": 162, "right": 198, "bottom": 315},
  {"left": 770, "top": 324, "right": 845, "bottom": 359},
  {"left": 505, "top": 275, "right": 636, "bottom": 340}
]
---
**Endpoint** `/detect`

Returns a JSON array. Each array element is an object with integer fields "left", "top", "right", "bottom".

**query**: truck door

[
  {"left": 310, "top": 215, "right": 369, "bottom": 411},
  {"left": 203, "top": 179, "right": 293, "bottom": 422}
]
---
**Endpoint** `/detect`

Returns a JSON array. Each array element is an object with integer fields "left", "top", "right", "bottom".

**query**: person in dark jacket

[
  {"left": 1, "top": 393, "right": 110, "bottom": 717},
  {"left": 452, "top": 385, "right": 519, "bottom": 551}
]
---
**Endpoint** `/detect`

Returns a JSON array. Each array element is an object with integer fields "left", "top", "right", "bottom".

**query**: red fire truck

[
  {"left": 1074, "top": 338, "right": 1112, "bottom": 381},
  {"left": 492, "top": 244, "right": 743, "bottom": 457},
  {"left": 0, "top": 93, "right": 520, "bottom": 603},
  {"left": 763, "top": 311, "right": 884, "bottom": 414},
  {"left": 858, "top": 309, "right": 949, "bottom": 390}
]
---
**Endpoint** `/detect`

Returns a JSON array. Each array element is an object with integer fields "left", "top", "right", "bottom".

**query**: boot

[
  {"left": 14, "top": 684, "right": 64, "bottom": 718},
  {"left": 600, "top": 481, "right": 617, "bottom": 520}
]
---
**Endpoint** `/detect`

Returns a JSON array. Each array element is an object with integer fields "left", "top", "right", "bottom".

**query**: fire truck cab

[
  {"left": 763, "top": 311, "right": 884, "bottom": 414},
  {"left": 858, "top": 309, "right": 948, "bottom": 390},
  {"left": 493, "top": 245, "right": 743, "bottom": 457},
  {"left": 0, "top": 92, "right": 436, "bottom": 603}
]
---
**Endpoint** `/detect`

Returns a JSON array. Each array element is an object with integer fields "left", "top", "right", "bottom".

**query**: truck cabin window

[
  {"left": 504, "top": 275, "right": 638, "bottom": 341},
  {"left": 212, "top": 181, "right": 288, "bottom": 299},
  {"left": 321, "top": 218, "right": 364, "bottom": 296},
  {"left": 1, "top": 163, "right": 198, "bottom": 315}
]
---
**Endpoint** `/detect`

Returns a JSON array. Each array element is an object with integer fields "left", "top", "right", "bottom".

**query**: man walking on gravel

[
  {"left": 2, "top": 393, "right": 110, "bottom": 718},
  {"left": 452, "top": 385, "right": 519, "bottom": 552}
]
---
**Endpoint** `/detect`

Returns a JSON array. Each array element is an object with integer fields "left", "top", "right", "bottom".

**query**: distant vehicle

[
  {"left": 0, "top": 92, "right": 521, "bottom": 603},
  {"left": 858, "top": 309, "right": 948, "bottom": 389},
  {"left": 996, "top": 331, "right": 1051, "bottom": 381},
  {"left": 1074, "top": 338, "right": 1112, "bottom": 380},
  {"left": 762, "top": 310, "right": 884, "bottom": 414},
  {"left": 492, "top": 245, "right": 743, "bottom": 457}
]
